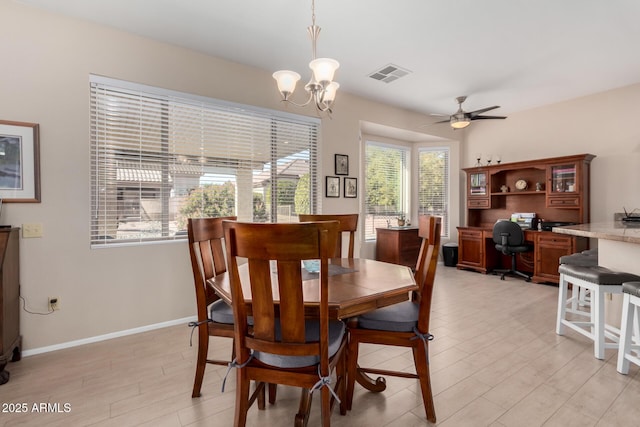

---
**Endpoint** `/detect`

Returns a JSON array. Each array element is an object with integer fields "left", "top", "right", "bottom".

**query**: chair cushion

[
  {"left": 622, "top": 281, "right": 640, "bottom": 298},
  {"left": 558, "top": 264, "right": 640, "bottom": 285},
  {"left": 559, "top": 253, "right": 598, "bottom": 267},
  {"left": 254, "top": 320, "right": 346, "bottom": 368},
  {"left": 357, "top": 300, "right": 419, "bottom": 332},
  {"left": 209, "top": 299, "right": 235, "bottom": 324}
]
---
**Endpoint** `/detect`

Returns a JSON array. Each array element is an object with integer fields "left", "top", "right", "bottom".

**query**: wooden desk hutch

[{"left": 458, "top": 154, "right": 594, "bottom": 284}]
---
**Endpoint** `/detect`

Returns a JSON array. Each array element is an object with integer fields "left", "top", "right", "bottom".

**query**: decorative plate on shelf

[{"left": 515, "top": 179, "right": 528, "bottom": 191}]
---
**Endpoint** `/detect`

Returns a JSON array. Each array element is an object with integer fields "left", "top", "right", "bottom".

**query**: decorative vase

[{"left": 397, "top": 219, "right": 405, "bottom": 226}]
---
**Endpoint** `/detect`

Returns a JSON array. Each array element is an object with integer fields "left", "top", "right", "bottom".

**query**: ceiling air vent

[{"left": 368, "top": 64, "right": 411, "bottom": 83}]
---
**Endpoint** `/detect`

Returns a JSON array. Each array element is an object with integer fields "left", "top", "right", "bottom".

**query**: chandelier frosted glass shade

[
  {"left": 272, "top": 70, "right": 302, "bottom": 101},
  {"left": 309, "top": 58, "right": 339, "bottom": 84}
]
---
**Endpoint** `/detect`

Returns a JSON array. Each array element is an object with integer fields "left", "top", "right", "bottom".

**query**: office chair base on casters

[{"left": 493, "top": 268, "right": 531, "bottom": 282}]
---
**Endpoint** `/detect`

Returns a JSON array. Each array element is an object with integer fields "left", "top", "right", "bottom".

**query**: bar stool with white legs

[
  {"left": 559, "top": 250, "right": 599, "bottom": 310},
  {"left": 617, "top": 281, "right": 640, "bottom": 374},
  {"left": 556, "top": 264, "right": 640, "bottom": 359}
]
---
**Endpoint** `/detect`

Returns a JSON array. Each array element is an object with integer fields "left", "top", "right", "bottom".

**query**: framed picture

[
  {"left": 344, "top": 177, "right": 357, "bottom": 198},
  {"left": 325, "top": 176, "right": 340, "bottom": 198},
  {"left": 335, "top": 154, "right": 349, "bottom": 175},
  {"left": 0, "top": 120, "right": 41, "bottom": 203}
]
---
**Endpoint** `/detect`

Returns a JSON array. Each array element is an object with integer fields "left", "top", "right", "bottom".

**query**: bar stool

[
  {"left": 559, "top": 250, "right": 599, "bottom": 309},
  {"left": 556, "top": 264, "right": 640, "bottom": 359},
  {"left": 617, "top": 281, "right": 640, "bottom": 374}
]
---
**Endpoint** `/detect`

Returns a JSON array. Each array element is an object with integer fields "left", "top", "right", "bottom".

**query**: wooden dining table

[
  {"left": 208, "top": 257, "right": 417, "bottom": 320},
  {"left": 208, "top": 257, "right": 417, "bottom": 393}
]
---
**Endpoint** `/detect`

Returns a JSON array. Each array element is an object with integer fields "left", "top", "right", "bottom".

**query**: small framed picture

[
  {"left": 0, "top": 120, "right": 41, "bottom": 203},
  {"left": 335, "top": 154, "right": 349, "bottom": 175},
  {"left": 325, "top": 176, "right": 340, "bottom": 198},
  {"left": 344, "top": 177, "right": 357, "bottom": 198}
]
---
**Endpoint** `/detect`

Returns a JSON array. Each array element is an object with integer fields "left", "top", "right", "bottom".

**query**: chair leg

[
  {"left": 192, "top": 329, "right": 209, "bottom": 398},
  {"left": 295, "top": 388, "right": 312, "bottom": 427},
  {"left": 234, "top": 369, "right": 250, "bottom": 427},
  {"left": 412, "top": 344, "right": 436, "bottom": 423},
  {"left": 338, "top": 349, "right": 348, "bottom": 415},
  {"left": 268, "top": 383, "right": 278, "bottom": 404},
  {"left": 617, "top": 293, "right": 634, "bottom": 374},
  {"left": 345, "top": 332, "right": 359, "bottom": 411},
  {"left": 593, "top": 287, "right": 606, "bottom": 360},
  {"left": 321, "top": 385, "right": 331, "bottom": 427},
  {"left": 556, "top": 274, "right": 569, "bottom": 335}
]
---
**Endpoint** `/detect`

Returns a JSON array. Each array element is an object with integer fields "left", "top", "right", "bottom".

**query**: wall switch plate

[{"left": 22, "top": 223, "right": 43, "bottom": 238}]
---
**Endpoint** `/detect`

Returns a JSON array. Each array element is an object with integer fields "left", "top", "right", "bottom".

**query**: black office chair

[{"left": 492, "top": 220, "right": 533, "bottom": 282}]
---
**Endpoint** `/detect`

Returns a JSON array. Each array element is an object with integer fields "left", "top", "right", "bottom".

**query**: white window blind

[
  {"left": 364, "top": 142, "right": 410, "bottom": 240},
  {"left": 418, "top": 147, "right": 449, "bottom": 237},
  {"left": 90, "top": 75, "right": 319, "bottom": 247}
]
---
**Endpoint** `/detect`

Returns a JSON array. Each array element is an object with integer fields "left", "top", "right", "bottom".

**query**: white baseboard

[{"left": 22, "top": 315, "right": 197, "bottom": 357}]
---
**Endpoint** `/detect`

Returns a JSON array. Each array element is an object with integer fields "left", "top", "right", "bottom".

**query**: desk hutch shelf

[{"left": 458, "top": 154, "right": 594, "bottom": 284}]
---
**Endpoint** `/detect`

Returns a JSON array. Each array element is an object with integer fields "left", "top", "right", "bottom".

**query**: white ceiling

[{"left": 15, "top": 0, "right": 640, "bottom": 120}]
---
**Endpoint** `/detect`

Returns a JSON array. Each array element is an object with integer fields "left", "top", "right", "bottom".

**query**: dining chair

[
  {"left": 187, "top": 216, "right": 238, "bottom": 398},
  {"left": 223, "top": 220, "right": 348, "bottom": 427},
  {"left": 298, "top": 213, "right": 358, "bottom": 258},
  {"left": 345, "top": 215, "right": 441, "bottom": 423}
]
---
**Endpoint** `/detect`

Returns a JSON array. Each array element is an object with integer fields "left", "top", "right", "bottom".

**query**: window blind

[
  {"left": 364, "top": 142, "right": 410, "bottom": 240},
  {"left": 418, "top": 147, "right": 449, "bottom": 238},
  {"left": 90, "top": 75, "right": 319, "bottom": 247}
]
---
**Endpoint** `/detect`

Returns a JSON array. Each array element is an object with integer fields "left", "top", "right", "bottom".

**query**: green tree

[
  {"left": 366, "top": 145, "right": 402, "bottom": 214},
  {"left": 295, "top": 173, "right": 311, "bottom": 214},
  {"left": 253, "top": 193, "right": 268, "bottom": 222},
  {"left": 419, "top": 150, "right": 446, "bottom": 213},
  {"left": 177, "top": 182, "right": 235, "bottom": 229}
]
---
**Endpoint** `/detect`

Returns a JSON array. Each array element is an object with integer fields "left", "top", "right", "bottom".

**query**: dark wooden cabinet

[
  {"left": 375, "top": 227, "right": 422, "bottom": 268},
  {"left": 459, "top": 154, "right": 594, "bottom": 284},
  {"left": 0, "top": 228, "right": 21, "bottom": 385}
]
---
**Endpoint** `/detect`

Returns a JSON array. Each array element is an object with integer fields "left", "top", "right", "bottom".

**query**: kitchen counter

[{"left": 552, "top": 221, "right": 640, "bottom": 244}]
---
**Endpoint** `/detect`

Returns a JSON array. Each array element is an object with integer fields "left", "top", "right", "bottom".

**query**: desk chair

[
  {"left": 223, "top": 221, "right": 347, "bottom": 427},
  {"left": 345, "top": 216, "right": 441, "bottom": 423},
  {"left": 299, "top": 214, "right": 358, "bottom": 258},
  {"left": 187, "top": 217, "right": 238, "bottom": 398},
  {"left": 492, "top": 220, "right": 533, "bottom": 282}
]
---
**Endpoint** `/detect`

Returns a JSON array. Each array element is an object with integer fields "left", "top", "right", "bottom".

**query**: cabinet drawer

[
  {"left": 468, "top": 198, "right": 490, "bottom": 209},
  {"left": 547, "top": 195, "right": 580, "bottom": 208},
  {"left": 537, "top": 233, "right": 572, "bottom": 248}
]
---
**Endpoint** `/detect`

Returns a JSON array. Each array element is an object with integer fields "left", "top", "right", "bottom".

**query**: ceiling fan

[{"left": 432, "top": 96, "right": 507, "bottom": 129}]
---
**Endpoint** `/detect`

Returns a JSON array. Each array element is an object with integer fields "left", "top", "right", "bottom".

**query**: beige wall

[
  {"left": 464, "top": 83, "right": 640, "bottom": 223},
  {"left": 1, "top": 1, "right": 459, "bottom": 351}
]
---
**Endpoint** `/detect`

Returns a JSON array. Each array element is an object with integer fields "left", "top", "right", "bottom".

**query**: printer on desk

[{"left": 510, "top": 213, "right": 536, "bottom": 229}]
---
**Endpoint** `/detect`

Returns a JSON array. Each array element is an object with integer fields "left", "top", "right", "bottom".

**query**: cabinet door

[
  {"left": 546, "top": 162, "right": 581, "bottom": 208},
  {"left": 467, "top": 170, "right": 491, "bottom": 209},
  {"left": 458, "top": 229, "right": 484, "bottom": 269},
  {"left": 534, "top": 233, "right": 573, "bottom": 282}
]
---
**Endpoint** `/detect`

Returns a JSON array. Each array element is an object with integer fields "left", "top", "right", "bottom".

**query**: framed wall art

[
  {"left": 325, "top": 176, "right": 340, "bottom": 198},
  {"left": 335, "top": 154, "right": 348, "bottom": 175},
  {"left": 344, "top": 177, "right": 357, "bottom": 198},
  {"left": 0, "top": 120, "right": 41, "bottom": 203}
]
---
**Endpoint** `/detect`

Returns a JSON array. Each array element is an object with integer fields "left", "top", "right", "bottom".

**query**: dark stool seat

[
  {"left": 559, "top": 252, "right": 598, "bottom": 267},
  {"left": 556, "top": 264, "right": 640, "bottom": 359},
  {"left": 617, "top": 281, "right": 640, "bottom": 374}
]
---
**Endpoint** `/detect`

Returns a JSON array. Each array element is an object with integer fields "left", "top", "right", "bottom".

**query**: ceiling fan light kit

[
  {"left": 272, "top": 0, "right": 339, "bottom": 114},
  {"left": 434, "top": 95, "right": 507, "bottom": 129}
]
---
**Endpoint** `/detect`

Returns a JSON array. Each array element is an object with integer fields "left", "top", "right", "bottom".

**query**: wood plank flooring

[{"left": 2, "top": 266, "right": 640, "bottom": 426}]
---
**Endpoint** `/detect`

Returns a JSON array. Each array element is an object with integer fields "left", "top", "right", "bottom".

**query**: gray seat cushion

[
  {"left": 209, "top": 299, "right": 235, "bottom": 324},
  {"left": 558, "top": 264, "right": 640, "bottom": 285},
  {"left": 254, "top": 320, "right": 346, "bottom": 368},
  {"left": 622, "top": 281, "right": 640, "bottom": 298},
  {"left": 559, "top": 253, "right": 598, "bottom": 267},
  {"left": 357, "top": 300, "right": 419, "bottom": 332}
]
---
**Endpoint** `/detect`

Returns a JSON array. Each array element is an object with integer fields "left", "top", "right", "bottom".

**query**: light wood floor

[{"left": 2, "top": 266, "right": 640, "bottom": 426}]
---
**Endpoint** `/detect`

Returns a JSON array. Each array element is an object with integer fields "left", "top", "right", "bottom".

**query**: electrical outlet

[{"left": 48, "top": 297, "right": 60, "bottom": 311}]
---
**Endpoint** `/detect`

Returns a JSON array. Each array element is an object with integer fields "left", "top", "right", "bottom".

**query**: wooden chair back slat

[{"left": 299, "top": 213, "right": 358, "bottom": 258}]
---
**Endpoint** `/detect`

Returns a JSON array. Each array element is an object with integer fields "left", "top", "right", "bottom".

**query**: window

[
  {"left": 418, "top": 147, "right": 449, "bottom": 237},
  {"left": 363, "top": 141, "right": 410, "bottom": 240},
  {"left": 90, "top": 75, "right": 319, "bottom": 246}
]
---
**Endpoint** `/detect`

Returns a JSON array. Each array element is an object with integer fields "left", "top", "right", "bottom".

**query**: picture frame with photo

[
  {"left": 325, "top": 176, "right": 340, "bottom": 198},
  {"left": 344, "top": 177, "right": 357, "bottom": 198},
  {"left": 0, "top": 120, "right": 41, "bottom": 203},
  {"left": 335, "top": 154, "right": 349, "bottom": 175}
]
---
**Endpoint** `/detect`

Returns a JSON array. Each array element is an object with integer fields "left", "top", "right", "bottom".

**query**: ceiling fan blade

[
  {"left": 470, "top": 115, "right": 507, "bottom": 120},
  {"left": 429, "top": 113, "right": 448, "bottom": 117},
  {"left": 469, "top": 106, "right": 500, "bottom": 116},
  {"left": 432, "top": 119, "right": 452, "bottom": 124}
]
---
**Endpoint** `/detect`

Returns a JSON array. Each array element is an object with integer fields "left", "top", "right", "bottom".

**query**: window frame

[{"left": 90, "top": 75, "right": 320, "bottom": 248}]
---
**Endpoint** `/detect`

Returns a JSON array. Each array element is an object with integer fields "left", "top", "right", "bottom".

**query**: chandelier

[{"left": 272, "top": 0, "right": 339, "bottom": 114}]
